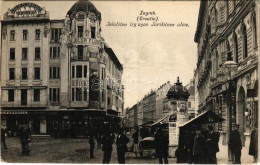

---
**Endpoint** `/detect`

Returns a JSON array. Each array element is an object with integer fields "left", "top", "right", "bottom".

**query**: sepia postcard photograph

[{"left": 0, "top": 0, "right": 259, "bottom": 164}]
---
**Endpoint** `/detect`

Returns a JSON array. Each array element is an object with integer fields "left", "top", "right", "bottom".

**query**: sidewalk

[{"left": 217, "top": 141, "right": 254, "bottom": 164}]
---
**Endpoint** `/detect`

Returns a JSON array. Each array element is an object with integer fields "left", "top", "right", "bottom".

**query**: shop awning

[
  {"left": 139, "top": 121, "right": 153, "bottom": 127},
  {"left": 179, "top": 110, "right": 224, "bottom": 128},
  {"left": 149, "top": 114, "right": 170, "bottom": 127}
]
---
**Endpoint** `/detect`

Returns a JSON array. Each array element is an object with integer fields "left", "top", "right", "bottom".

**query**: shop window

[
  {"left": 91, "top": 27, "right": 96, "bottom": 38},
  {"left": 10, "top": 30, "right": 15, "bottom": 41},
  {"left": 9, "top": 68, "right": 15, "bottom": 80},
  {"left": 76, "top": 88, "right": 82, "bottom": 101},
  {"left": 35, "top": 29, "right": 40, "bottom": 40},
  {"left": 22, "top": 48, "right": 28, "bottom": 60},
  {"left": 10, "top": 48, "right": 15, "bottom": 60},
  {"left": 78, "top": 26, "right": 83, "bottom": 37},
  {"left": 49, "top": 88, "right": 60, "bottom": 102},
  {"left": 34, "top": 67, "right": 40, "bottom": 80},
  {"left": 23, "top": 30, "right": 28, "bottom": 41},
  {"left": 35, "top": 47, "right": 41, "bottom": 60},
  {"left": 34, "top": 89, "right": 40, "bottom": 102},
  {"left": 8, "top": 89, "right": 14, "bottom": 102},
  {"left": 76, "top": 65, "right": 82, "bottom": 78},
  {"left": 22, "top": 68, "right": 27, "bottom": 80}
]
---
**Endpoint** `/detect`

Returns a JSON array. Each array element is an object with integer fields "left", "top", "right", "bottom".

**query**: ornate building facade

[
  {"left": 194, "top": 0, "right": 258, "bottom": 146},
  {"left": 0, "top": 1, "right": 124, "bottom": 136}
]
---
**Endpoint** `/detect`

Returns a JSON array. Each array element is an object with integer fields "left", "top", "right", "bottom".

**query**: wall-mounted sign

[{"left": 1, "top": 111, "right": 28, "bottom": 115}]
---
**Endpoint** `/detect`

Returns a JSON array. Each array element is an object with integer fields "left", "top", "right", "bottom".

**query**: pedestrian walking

[
  {"left": 116, "top": 128, "right": 130, "bottom": 164},
  {"left": 1, "top": 128, "right": 7, "bottom": 149},
  {"left": 131, "top": 129, "right": 139, "bottom": 154},
  {"left": 229, "top": 124, "right": 242, "bottom": 164},
  {"left": 89, "top": 133, "right": 95, "bottom": 158},
  {"left": 193, "top": 129, "right": 206, "bottom": 164},
  {"left": 154, "top": 127, "right": 168, "bottom": 164},
  {"left": 184, "top": 125, "right": 196, "bottom": 164},
  {"left": 20, "top": 127, "right": 31, "bottom": 156},
  {"left": 101, "top": 130, "right": 114, "bottom": 164},
  {"left": 205, "top": 125, "right": 220, "bottom": 164},
  {"left": 249, "top": 127, "right": 258, "bottom": 163}
]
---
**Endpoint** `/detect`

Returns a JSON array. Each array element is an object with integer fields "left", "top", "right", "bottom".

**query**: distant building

[
  {"left": 186, "top": 79, "right": 195, "bottom": 119},
  {"left": 156, "top": 81, "right": 171, "bottom": 120}
]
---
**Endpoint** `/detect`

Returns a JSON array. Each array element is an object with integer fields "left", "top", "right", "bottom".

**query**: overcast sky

[{"left": 1, "top": 1, "right": 200, "bottom": 108}]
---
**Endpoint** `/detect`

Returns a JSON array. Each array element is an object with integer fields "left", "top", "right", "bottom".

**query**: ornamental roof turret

[
  {"left": 67, "top": 0, "right": 101, "bottom": 20},
  {"left": 167, "top": 77, "right": 190, "bottom": 100}
]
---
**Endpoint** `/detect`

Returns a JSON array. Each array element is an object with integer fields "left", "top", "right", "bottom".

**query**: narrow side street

[{"left": 1, "top": 136, "right": 254, "bottom": 164}]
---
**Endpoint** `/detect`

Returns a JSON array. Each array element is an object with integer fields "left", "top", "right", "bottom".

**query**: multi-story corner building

[
  {"left": 156, "top": 81, "right": 171, "bottom": 120},
  {"left": 185, "top": 79, "right": 195, "bottom": 119},
  {"left": 194, "top": 0, "right": 258, "bottom": 146},
  {"left": 0, "top": 1, "right": 123, "bottom": 136}
]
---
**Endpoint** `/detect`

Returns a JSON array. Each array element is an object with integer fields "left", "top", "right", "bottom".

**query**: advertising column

[{"left": 167, "top": 77, "right": 190, "bottom": 157}]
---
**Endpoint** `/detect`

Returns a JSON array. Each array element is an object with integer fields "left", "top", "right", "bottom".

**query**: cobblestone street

[{"left": 1, "top": 136, "right": 255, "bottom": 164}]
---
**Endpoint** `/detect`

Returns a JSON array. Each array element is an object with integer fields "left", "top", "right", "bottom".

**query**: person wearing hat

[
  {"left": 116, "top": 128, "right": 129, "bottom": 164},
  {"left": 205, "top": 125, "right": 220, "bottom": 164},
  {"left": 229, "top": 124, "right": 242, "bottom": 164},
  {"left": 101, "top": 129, "right": 114, "bottom": 164},
  {"left": 154, "top": 127, "right": 169, "bottom": 164}
]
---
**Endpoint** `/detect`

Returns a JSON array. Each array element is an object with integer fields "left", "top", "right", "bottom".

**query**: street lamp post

[{"left": 221, "top": 51, "right": 238, "bottom": 161}]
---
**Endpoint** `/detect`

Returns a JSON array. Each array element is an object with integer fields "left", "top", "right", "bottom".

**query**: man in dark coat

[
  {"left": 101, "top": 130, "right": 114, "bottom": 164},
  {"left": 131, "top": 129, "right": 139, "bottom": 154},
  {"left": 89, "top": 133, "right": 95, "bottom": 158},
  {"left": 205, "top": 125, "right": 220, "bottom": 164},
  {"left": 229, "top": 124, "right": 242, "bottom": 164},
  {"left": 20, "top": 127, "right": 31, "bottom": 156},
  {"left": 249, "top": 128, "right": 258, "bottom": 163},
  {"left": 1, "top": 128, "right": 7, "bottom": 149},
  {"left": 184, "top": 126, "right": 196, "bottom": 164},
  {"left": 154, "top": 127, "right": 168, "bottom": 164},
  {"left": 116, "top": 128, "right": 130, "bottom": 164},
  {"left": 193, "top": 129, "right": 206, "bottom": 164}
]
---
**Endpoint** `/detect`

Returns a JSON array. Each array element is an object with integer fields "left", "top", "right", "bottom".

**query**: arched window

[
  {"left": 242, "top": 23, "right": 248, "bottom": 59},
  {"left": 252, "top": 13, "right": 257, "bottom": 48},
  {"left": 233, "top": 32, "right": 239, "bottom": 63}
]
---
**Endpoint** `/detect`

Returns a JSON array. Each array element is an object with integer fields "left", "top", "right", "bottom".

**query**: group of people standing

[
  {"left": 89, "top": 128, "right": 130, "bottom": 164},
  {"left": 177, "top": 125, "right": 220, "bottom": 164}
]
